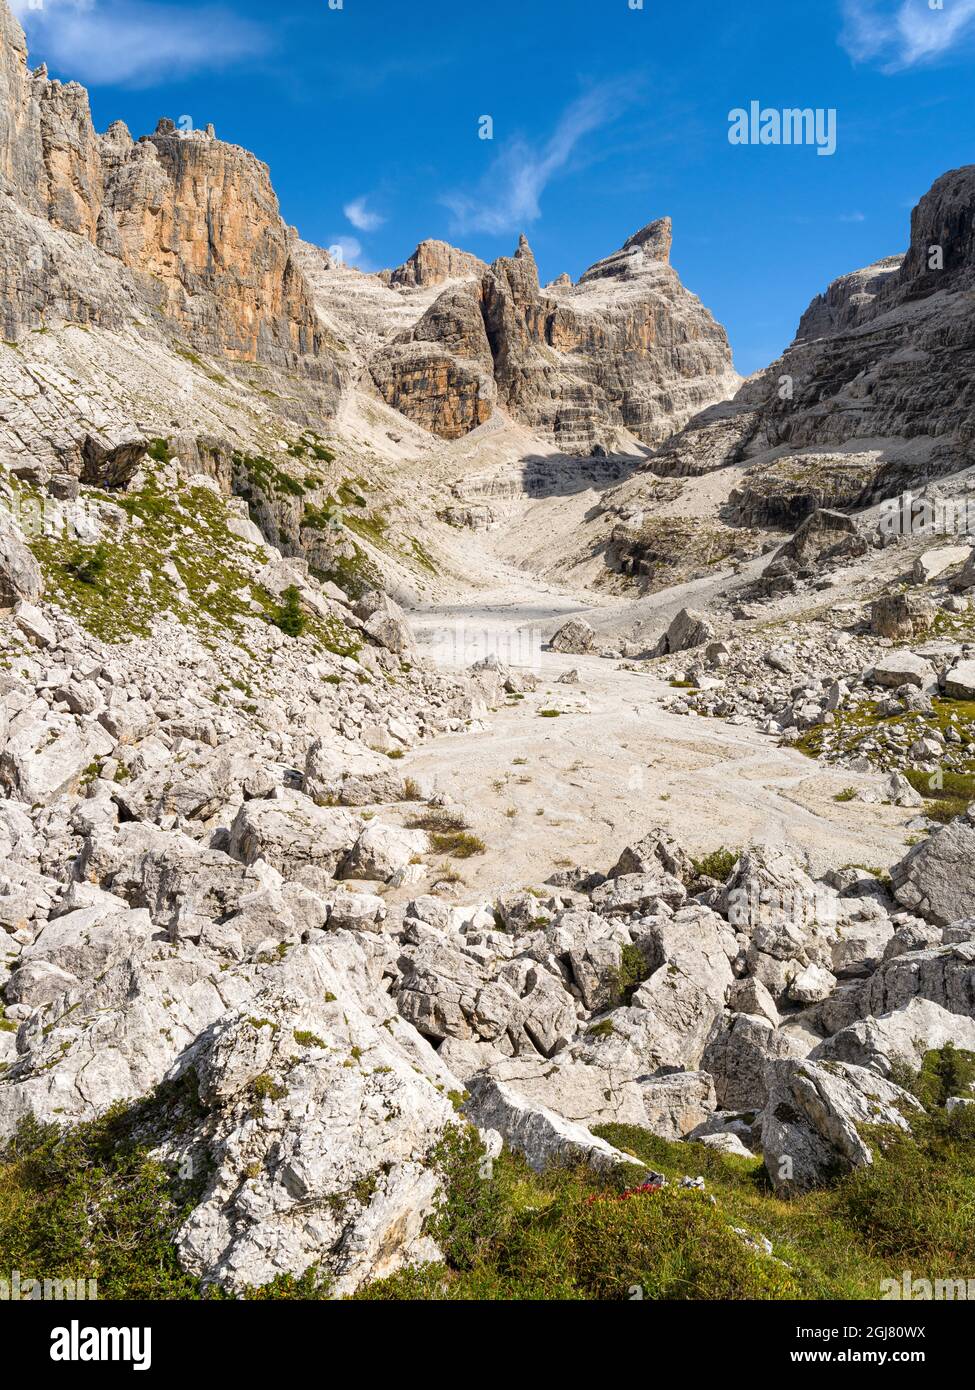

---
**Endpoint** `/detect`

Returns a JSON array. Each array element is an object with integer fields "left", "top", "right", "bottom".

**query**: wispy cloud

[
  {"left": 839, "top": 210, "right": 866, "bottom": 222},
  {"left": 324, "top": 236, "right": 377, "bottom": 273},
  {"left": 343, "top": 197, "right": 385, "bottom": 233},
  {"left": 11, "top": 0, "right": 266, "bottom": 88},
  {"left": 839, "top": 0, "right": 975, "bottom": 71},
  {"left": 442, "top": 85, "right": 621, "bottom": 237}
]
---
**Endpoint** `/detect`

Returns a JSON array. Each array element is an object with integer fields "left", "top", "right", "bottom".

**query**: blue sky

[{"left": 12, "top": 0, "right": 975, "bottom": 373}]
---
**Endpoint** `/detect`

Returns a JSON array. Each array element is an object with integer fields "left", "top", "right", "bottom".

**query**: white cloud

[
  {"left": 839, "top": 210, "right": 866, "bottom": 222},
  {"left": 839, "top": 0, "right": 975, "bottom": 71},
  {"left": 11, "top": 0, "right": 265, "bottom": 88},
  {"left": 343, "top": 197, "right": 385, "bottom": 233},
  {"left": 325, "top": 236, "right": 377, "bottom": 272},
  {"left": 443, "top": 86, "right": 619, "bottom": 236}
]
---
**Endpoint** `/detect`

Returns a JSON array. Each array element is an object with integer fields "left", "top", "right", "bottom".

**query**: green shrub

[
  {"left": 905, "top": 1044, "right": 975, "bottom": 1110},
  {"left": 271, "top": 585, "right": 306, "bottom": 638},
  {"left": 405, "top": 810, "right": 485, "bottom": 858},
  {"left": 0, "top": 1095, "right": 206, "bottom": 1300},
  {"left": 837, "top": 1109, "right": 975, "bottom": 1265},
  {"left": 146, "top": 438, "right": 172, "bottom": 464},
  {"left": 355, "top": 1128, "right": 796, "bottom": 1301},
  {"left": 406, "top": 810, "right": 468, "bottom": 832},
  {"left": 613, "top": 944, "right": 651, "bottom": 1004},
  {"left": 429, "top": 831, "right": 486, "bottom": 859},
  {"left": 691, "top": 847, "right": 741, "bottom": 882}
]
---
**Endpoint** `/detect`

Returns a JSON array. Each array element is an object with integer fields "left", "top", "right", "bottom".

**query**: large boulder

[
  {"left": 703, "top": 1012, "right": 809, "bottom": 1110},
  {"left": 0, "top": 714, "right": 115, "bottom": 805},
  {"left": 870, "top": 593, "right": 934, "bottom": 640},
  {"left": 227, "top": 792, "right": 361, "bottom": 892},
  {"left": 606, "top": 826, "right": 694, "bottom": 883},
  {"left": 589, "top": 871, "right": 686, "bottom": 916},
  {"left": 858, "top": 942, "right": 975, "bottom": 1019},
  {"left": 396, "top": 929, "right": 491, "bottom": 1043},
  {"left": 772, "top": 508, "right": 858, "bottom": 568},
  {"left": 718, "top": 843, "right": 829, "bottom": 934},
  {"left": 303, "top": 736, "right": 406, "bottom": 807},
  {"left": 913, "top": 545, "right": 971, "bottom": 585},
  {"left": 761, "top": 1058, "right": 923, "bottom": 1196},
  {"left": 6, "top": 906, "right": 153, "bottom": 1005},
  {"left": 890, "top": 810, "right": 975, "bottom": 926},
  {"left": 869, "top": 651, "right": 937, "bottom": 690},
  {"left": 0, "top": 928, "right": 466, "bottom": 1299},
  {"left": 944, "top": 659, "right": 975, "bottom": 700},
  {"left": 831, "top": 915, "right": 895, "bottom": 977},
  {"left": 549, "top": 617, "right": 595, "bottom": 655},
  {"left": 653, "top": 607, "right": 715, "bottom": 656},
  {"left": 813, "top": 997, "right": 975, "bottom": 1077},
  {"left": 174, "top": 985, "right": 459, "bottom": 1296},
  {"left": 81, "top": 822, "right": 279, "bottom": 938},
  {"left": 0, "top": 949, "right": 256, "bottom": 1136},
  {"left": 0, "top": 518, "right": 44, "bottom": 607},
  {"left": 572, "top": 907, "right": 734, "bottom": 1074},
  {"left": 463, "top": 1075, "right": 643, "bottom": 1173},
  {"left": 341, "top": 822, "right": 429, "bottom": 882},
  {"left": 475, "top": 1054, "right": 715, "bottom": 1138},
  {"left": 354, "top": 591, "right": 418, "bottom": 658},
  {"left": 950, "top": 549, "right": 975, "bottom": 592}
]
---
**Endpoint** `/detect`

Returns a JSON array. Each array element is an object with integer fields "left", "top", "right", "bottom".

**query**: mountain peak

[
  {"left": 383, "top": 239, "right": 487, "bottom": 289},
  {"left": 577, "top": 216, "right": 674, "bottom": 287},
  {"left": 622, "top": 216, "right": 672, "bottom": 263}
]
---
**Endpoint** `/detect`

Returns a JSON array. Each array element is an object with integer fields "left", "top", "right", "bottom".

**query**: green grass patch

[
  {"left": 903, "top": 767, "right": 975, "bottom": 824},
  {"left": 24, "top": 473, "right": 359, "bottom": 657},
  {"left": 429, "top": 831, "right": 486, "bottom": 859},
  {"left": 0, "top": 1081, "right": 208, "bottom": 1300},
  {"left": 354, "top": 1129, "right": 796, "bottom": 1301},
  {"left": 2, "top": 1050, "right": 973, "bottom": 1301}
]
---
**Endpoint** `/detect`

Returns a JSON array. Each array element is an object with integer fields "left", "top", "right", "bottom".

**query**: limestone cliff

[
  {"left": 369, "top": 219, "right": 739, "bottom": 450},
  {"left": 650, "top": 165, "right": 975, "bottom": 525},
  {"left": 0, "top": 1, "right": 324, "bottom": 370}
]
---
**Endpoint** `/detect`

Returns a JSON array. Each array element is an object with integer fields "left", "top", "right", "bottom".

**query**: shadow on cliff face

[{"left": 457, "top": 451, "right": 648, "bottom": 506}]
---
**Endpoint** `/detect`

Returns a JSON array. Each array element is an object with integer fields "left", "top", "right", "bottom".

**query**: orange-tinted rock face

[
  {"left": 101, "top": 121, "right": 323, "bottom": 363},
  {"left": 370, "top": 280, "right": 497, "bottom": 436},
  {"left": 370, "top": 347, "right": 493, "bottom": 439},
  {"left": 383, "top": 239, "right": 488, "bottom": 289},
  {"left": 0, "top": 7, "right": 43, "bottom": 209},
  {"left": 0, "top": 3, "right": 323, "bottom": 369},
  {"left": 38, "top": 80, "right": 104, "bottom": 241}
]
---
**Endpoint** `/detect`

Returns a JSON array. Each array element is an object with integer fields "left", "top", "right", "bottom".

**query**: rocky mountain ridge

[
  {"left": 648, "top": 164, "right": 975, "bottom": 526},
  {"left": 0, "top": 6, "right": 325, "bottom": 371},
  {"left": 0, "top": 0, "right": 737, "bottom": 463},
  {"left": 370, "top": 219, "right": 739, "bottom": 450},
  {"left": 3, "top": 0, "right": 975, "bottom": 1304}
]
